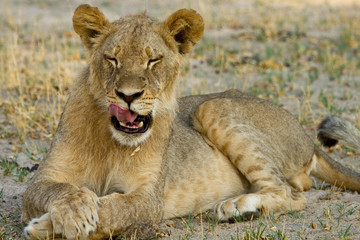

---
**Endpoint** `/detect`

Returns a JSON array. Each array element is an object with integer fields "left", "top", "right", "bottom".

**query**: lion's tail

[
  {"left": 317, "top": 116, "right": 360, "bottom": 152},
  {"left": 310, "top": 147, "right": 360, "bottom": 192}
]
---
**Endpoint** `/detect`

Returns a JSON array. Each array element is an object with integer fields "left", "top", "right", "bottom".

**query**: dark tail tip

[{"left": 317, "top": 117, "right": 338, "bottom": 148}]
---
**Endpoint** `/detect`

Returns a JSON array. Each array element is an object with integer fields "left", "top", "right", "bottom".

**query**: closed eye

[
  {"left": 147, "top": 56, "right": 163, "bottom": 69},
  {"left": 107, "top": 57, "right": 118, "bottom": 67},
  {"left": 104, "top": 53, "right": 119, "bottom": 68}
]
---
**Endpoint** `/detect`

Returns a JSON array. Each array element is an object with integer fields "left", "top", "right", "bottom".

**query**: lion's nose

[{"left": 115, "top": 90, "right": 144, "bottom": 105}]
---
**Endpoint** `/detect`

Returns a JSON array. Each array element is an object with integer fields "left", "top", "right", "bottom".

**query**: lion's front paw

[
  {"left": 51, "top": 187, "right": 100, "bottom": 239},
  {"left": 24, "top": 213, "right": 53, "bottom": 239},
  {"left": 25, "top": 187, "right": 100, "bottom": 239}
]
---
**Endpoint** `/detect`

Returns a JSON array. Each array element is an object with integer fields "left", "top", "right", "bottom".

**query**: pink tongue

[{"left": 109, "top": 103, "right": 138, "bottom": 123}]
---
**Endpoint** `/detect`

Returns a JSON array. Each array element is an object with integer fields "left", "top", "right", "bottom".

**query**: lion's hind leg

[
  {"left": 214, "top": 185, "right": 306, "bottom": 221},
  {"left": 288, "top": 172, "right": 312, "bottom": 191},
  {"left": 193, "top": 99, "right": 307, "bottom": 221}
]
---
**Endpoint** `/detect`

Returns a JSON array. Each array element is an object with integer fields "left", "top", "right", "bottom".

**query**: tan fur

[{"left": 22, "top": 5, "right": 360, "bottom": 240}]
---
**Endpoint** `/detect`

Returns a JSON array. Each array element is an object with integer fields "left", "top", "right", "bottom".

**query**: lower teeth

[{"left": 119, "top": 121, "right": 144, "bottom": 128}]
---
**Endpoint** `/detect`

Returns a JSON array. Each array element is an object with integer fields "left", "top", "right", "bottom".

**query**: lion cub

[{"left": 22, "top": 4, "right": 360, "bottom": 240}]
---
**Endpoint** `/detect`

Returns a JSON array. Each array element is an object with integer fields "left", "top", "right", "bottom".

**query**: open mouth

[
  {"left": 109, "top": 103, "right": 152, "bottom": 134},
  {"left": 111, "top": 115, "right": 151, "bottom": 134}
]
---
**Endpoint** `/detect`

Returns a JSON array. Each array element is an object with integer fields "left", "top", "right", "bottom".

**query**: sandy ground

[{"left": 1, "top": 0, "right": 360, "bottom": 239}]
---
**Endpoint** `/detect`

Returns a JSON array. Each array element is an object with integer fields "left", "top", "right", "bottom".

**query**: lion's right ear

[{"left": 73, "top": 4, "right": 112, "bottom": 50}]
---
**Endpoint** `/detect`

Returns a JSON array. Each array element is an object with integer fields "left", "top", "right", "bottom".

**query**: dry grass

[
  {"left": 0, "top": 17, "right": 82, "bottom": 143},
  {"left": 1, "top": 0, "right": 360, "bottom": 239}
]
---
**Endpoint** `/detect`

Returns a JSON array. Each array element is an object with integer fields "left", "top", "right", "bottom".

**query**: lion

[{"left": 22, "top": 4, "right": 360, "bottom": 240}]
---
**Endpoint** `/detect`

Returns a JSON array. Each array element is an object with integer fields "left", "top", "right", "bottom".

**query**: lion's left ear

[
  {"left": 162, "top": 9, "right": 204, "bottom": 54},
  {"left": 73, "top": 4, "right": 112, "bottom": 51}
]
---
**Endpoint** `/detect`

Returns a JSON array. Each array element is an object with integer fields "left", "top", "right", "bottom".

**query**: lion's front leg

[
  {"left": 24, "top": 186, "right": 164, "bottom": 240},
  {"left": 89, "top": 189, "right": 164, "bottom": 239},
  {"left": 23, "top": 185, "right": 100, "bottom": 240}
]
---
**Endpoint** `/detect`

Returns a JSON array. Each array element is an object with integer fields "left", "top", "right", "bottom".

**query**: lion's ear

[
  {"left": 73, "top": 4, "right": 112, "bottom": 50},
  {"left": 162, "top": 9, "right": 204, "bottom": 54}
]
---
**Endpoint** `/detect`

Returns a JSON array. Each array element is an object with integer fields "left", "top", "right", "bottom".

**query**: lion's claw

[{"left": 24, "top": 187, "right": 99, "bottom": 239}]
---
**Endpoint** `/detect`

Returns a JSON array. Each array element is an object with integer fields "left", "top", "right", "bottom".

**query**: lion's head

[{"left": 72, "top": 5, "right": 204, "bottom": 146}]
